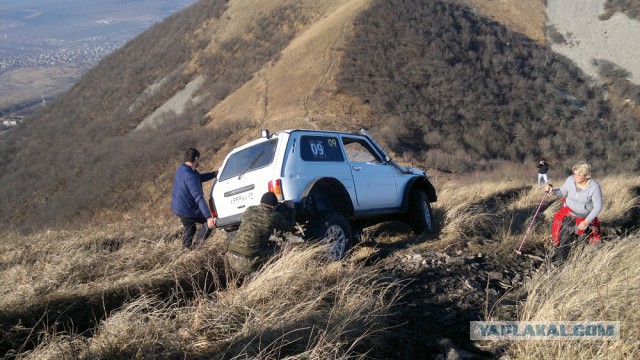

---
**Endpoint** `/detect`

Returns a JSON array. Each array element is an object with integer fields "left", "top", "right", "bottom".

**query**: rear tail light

[
  {"left": 208, "top": 197, "right": 218, "bottom": 218},
  {"left": 209, "top": 180, "right": 218, "bottom": 218},
  {"left": 268, "top": 179, "right": 283, "bottom": 201}
]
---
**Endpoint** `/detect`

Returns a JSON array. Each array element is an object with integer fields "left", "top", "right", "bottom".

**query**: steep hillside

[
  {"left": 2, "top": 174, "right": 638, "bottom": 358},
  {"left": 0, "top": 0, "right": 638, "bottom": 230}
]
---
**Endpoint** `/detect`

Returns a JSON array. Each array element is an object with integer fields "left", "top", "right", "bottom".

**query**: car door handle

[{"left": 352, "top": 166, "right": 362, "bottom": 171}]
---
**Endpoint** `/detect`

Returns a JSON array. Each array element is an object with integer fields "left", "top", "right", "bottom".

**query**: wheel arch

[
  {"left": 300, "top": 177, "right": 354, "bottom": 218},
  {"left": 401, "top": 176, "right": 437, "bottom": 211}
]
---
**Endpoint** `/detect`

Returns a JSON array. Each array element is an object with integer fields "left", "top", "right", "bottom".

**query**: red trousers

[{"left": 551, "top": 202, "right": 601, "bottom": 246}]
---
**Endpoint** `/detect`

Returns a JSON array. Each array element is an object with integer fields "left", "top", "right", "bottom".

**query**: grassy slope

[{"left": 1, "top": 171, "right": 638, "bottom": 358}]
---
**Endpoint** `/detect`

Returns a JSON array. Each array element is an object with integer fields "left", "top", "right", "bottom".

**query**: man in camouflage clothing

[{"left": 226, "top": 192, "right": 295, "bottom": 275}]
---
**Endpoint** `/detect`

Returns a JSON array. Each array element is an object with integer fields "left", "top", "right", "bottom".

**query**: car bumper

[{"left": 215, "top": 213, "right": 243, "bottom": 230}]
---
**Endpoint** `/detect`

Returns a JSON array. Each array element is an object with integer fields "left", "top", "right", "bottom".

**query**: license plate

[{"left": 230, "top": 191, "right": 254, "bottom": 205}]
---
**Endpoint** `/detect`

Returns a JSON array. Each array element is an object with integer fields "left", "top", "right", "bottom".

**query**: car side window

[
  {"left": 342, "top": 137, "right": 382, "bottom": 163},
  {"left": 300, "top": 135, "right": 344, "bottom": 162}
]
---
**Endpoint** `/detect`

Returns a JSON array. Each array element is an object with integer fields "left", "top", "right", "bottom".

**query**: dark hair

[
  {"left": 260, "top": 192, "right": 279, "bottom": 207},
  {"left": 185, "top": 148, "right": 200, "bottom": 163}
]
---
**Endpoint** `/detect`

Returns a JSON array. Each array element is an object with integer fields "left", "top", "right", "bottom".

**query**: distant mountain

[{"left": 0, "top": 0, "right": 638, "bottom": 229}]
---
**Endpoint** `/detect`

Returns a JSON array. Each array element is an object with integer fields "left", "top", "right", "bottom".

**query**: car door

[
  {"left": 213, "top": 137, "right": 280, "bottom": 222},
  {"left": 340, "top": 135, "right": 399, "bottom": 208}
]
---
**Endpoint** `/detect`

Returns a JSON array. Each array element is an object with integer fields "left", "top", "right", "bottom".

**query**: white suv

[{"left": 209, "top": 129, "right": 437, "bottom": 258}]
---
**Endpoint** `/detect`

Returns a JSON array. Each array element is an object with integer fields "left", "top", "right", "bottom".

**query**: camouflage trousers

[
  {"left": 226, "top": 240, "right": 279, "bottom": 275},
  {"left": 226, "top": 251, "right": 258, "bottom": 275}
]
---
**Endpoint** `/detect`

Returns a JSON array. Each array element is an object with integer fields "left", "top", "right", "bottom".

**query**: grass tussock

[
  {"left": 193, "top": 245, "right": 402, "bottom": 358},
  {"left": 0, "top": 214, "right": 226, "bottom": 313},
  {"left": 509, "top": 234, "right": 640, "bottom": 359},
  {"left": 21, "top": 244, "right": 403, "bottom": 359},
  {"left": 432, "top": 176, "right": 532, "bottom": 253},
  {"left": 597, "top": 174, "right": 640, "bottom": 225}
]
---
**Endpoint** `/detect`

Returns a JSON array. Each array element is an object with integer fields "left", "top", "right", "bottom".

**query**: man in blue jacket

[{"left": 172, "top": 148, "right": 217, "bottom": 248}]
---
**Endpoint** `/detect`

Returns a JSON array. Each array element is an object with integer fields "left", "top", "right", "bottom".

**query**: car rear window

[
  {"left": 219, "top": 138, "right": 279, "bottom": 181},
  {"left": 300, "top": 135, "right": 344, "bottom": 162}
]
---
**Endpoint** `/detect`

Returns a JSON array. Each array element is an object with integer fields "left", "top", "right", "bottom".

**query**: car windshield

[{"left": 219, "top": 138, "right": 279, "bottom": 181}]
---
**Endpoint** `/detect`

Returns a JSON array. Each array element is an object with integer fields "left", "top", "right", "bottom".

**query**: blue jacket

[{"left": 171, "top": 164, "right": 217, "bottom": 218}]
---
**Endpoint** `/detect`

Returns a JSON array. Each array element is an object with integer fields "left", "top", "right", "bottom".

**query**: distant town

[
  {"left": 0, "top": 33, "right": 124, "bottom": 75},
  {"left": 0, "top": 0, "right": 199, "bottom": 131},
  {"left": 0, "top": 33, "right": 125, "bottom": 131}
]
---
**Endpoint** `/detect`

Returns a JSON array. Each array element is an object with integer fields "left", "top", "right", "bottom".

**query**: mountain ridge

[{"left": 0, "top": 0, "right": 638, "bottom": 229}]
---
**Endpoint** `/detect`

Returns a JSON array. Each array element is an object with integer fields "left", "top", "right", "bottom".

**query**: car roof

[{"left": 228, "top": 128, "right": 364, "bottom": 154}]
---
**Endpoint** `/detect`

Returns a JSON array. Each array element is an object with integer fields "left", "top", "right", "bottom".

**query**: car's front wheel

[
  {"left": 407, "top": 188, "right": 435, "bottom": 235},
  {"left": 306, "top": 212, "right": 353, "bottom": 260}
]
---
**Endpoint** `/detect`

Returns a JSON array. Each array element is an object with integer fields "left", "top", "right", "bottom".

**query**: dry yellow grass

[
  {"left": 508, "top": 233, "right": 640, "bottom": 359},
  {"left": 420, "top": 167, "right": 535, "bottom": 255},
  {"left": 18, "top": 244, "right": 403, "bottom": 359},
  {"left": 0, "top": 214, "right": 227, "bottom": 313},
  {"left": 2, "top": 172, "right": 638, "bottom": 358},
  {"left": 598, "top": 174, "right": 640, "bottom": 224}
]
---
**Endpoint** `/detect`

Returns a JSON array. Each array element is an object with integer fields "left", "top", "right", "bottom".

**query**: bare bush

[
  {"left": 593, "top": 58, "right": 632, "bottom": 80},
  {"left": 545, "top": 24, "right": 567, "bottom": 44},
  {"left": 338, "top": 0, "right": 635, "bottom": 174},
  {"left": 604, "top": 0, "right": 640, "bottom": 20}
]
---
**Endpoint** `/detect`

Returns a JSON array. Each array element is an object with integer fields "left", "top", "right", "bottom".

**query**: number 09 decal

[
  {"left": 310, "top": 142, "right": 325, "bottom": 156},
  {"left": 327, "top": 138, "right": 337, "bottom": 147}
]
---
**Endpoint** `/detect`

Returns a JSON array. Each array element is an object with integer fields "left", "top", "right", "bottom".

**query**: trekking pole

[{"left": 515, "top": 191, "right": 549, "bottom": 255}]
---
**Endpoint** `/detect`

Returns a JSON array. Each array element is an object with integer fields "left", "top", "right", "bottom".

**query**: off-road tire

[
  {"left": 407, "top": 189, "right": 435, "bottom": 235},
  {"left": 306, "top": 212, "right": 353, "bottom": 260},
  {"left": 554, "top": 216, "right": 575, "bottom": 263}
]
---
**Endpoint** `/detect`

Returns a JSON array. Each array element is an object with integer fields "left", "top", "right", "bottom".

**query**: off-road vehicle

[{"left": 209, "top": 129, "right": 437, "bottom": 258}]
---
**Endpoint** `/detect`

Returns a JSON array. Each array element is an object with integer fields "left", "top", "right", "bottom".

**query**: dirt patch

[
  {"left": 348, "top": 219, "right": 546, "bottom": 359},
  {"left": 467, "top": 0, "right": 547, "bottom": 43}
]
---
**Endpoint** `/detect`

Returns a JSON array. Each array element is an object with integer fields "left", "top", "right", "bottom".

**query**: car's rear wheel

[
  {"left": 306, "top": 212, "right": 353, "bottom": 260},
  {"left": 407, "top": 188, "right": 435, "bottom": 235}
]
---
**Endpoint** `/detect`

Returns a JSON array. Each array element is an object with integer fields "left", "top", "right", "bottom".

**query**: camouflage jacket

[{"left": 228, "top": 204, "right": 295, "bottom": 258}]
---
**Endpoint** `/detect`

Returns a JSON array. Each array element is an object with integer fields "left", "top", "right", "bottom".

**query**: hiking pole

[{"left": 515, "top": 191, "right": 549, "bottom": 255}]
